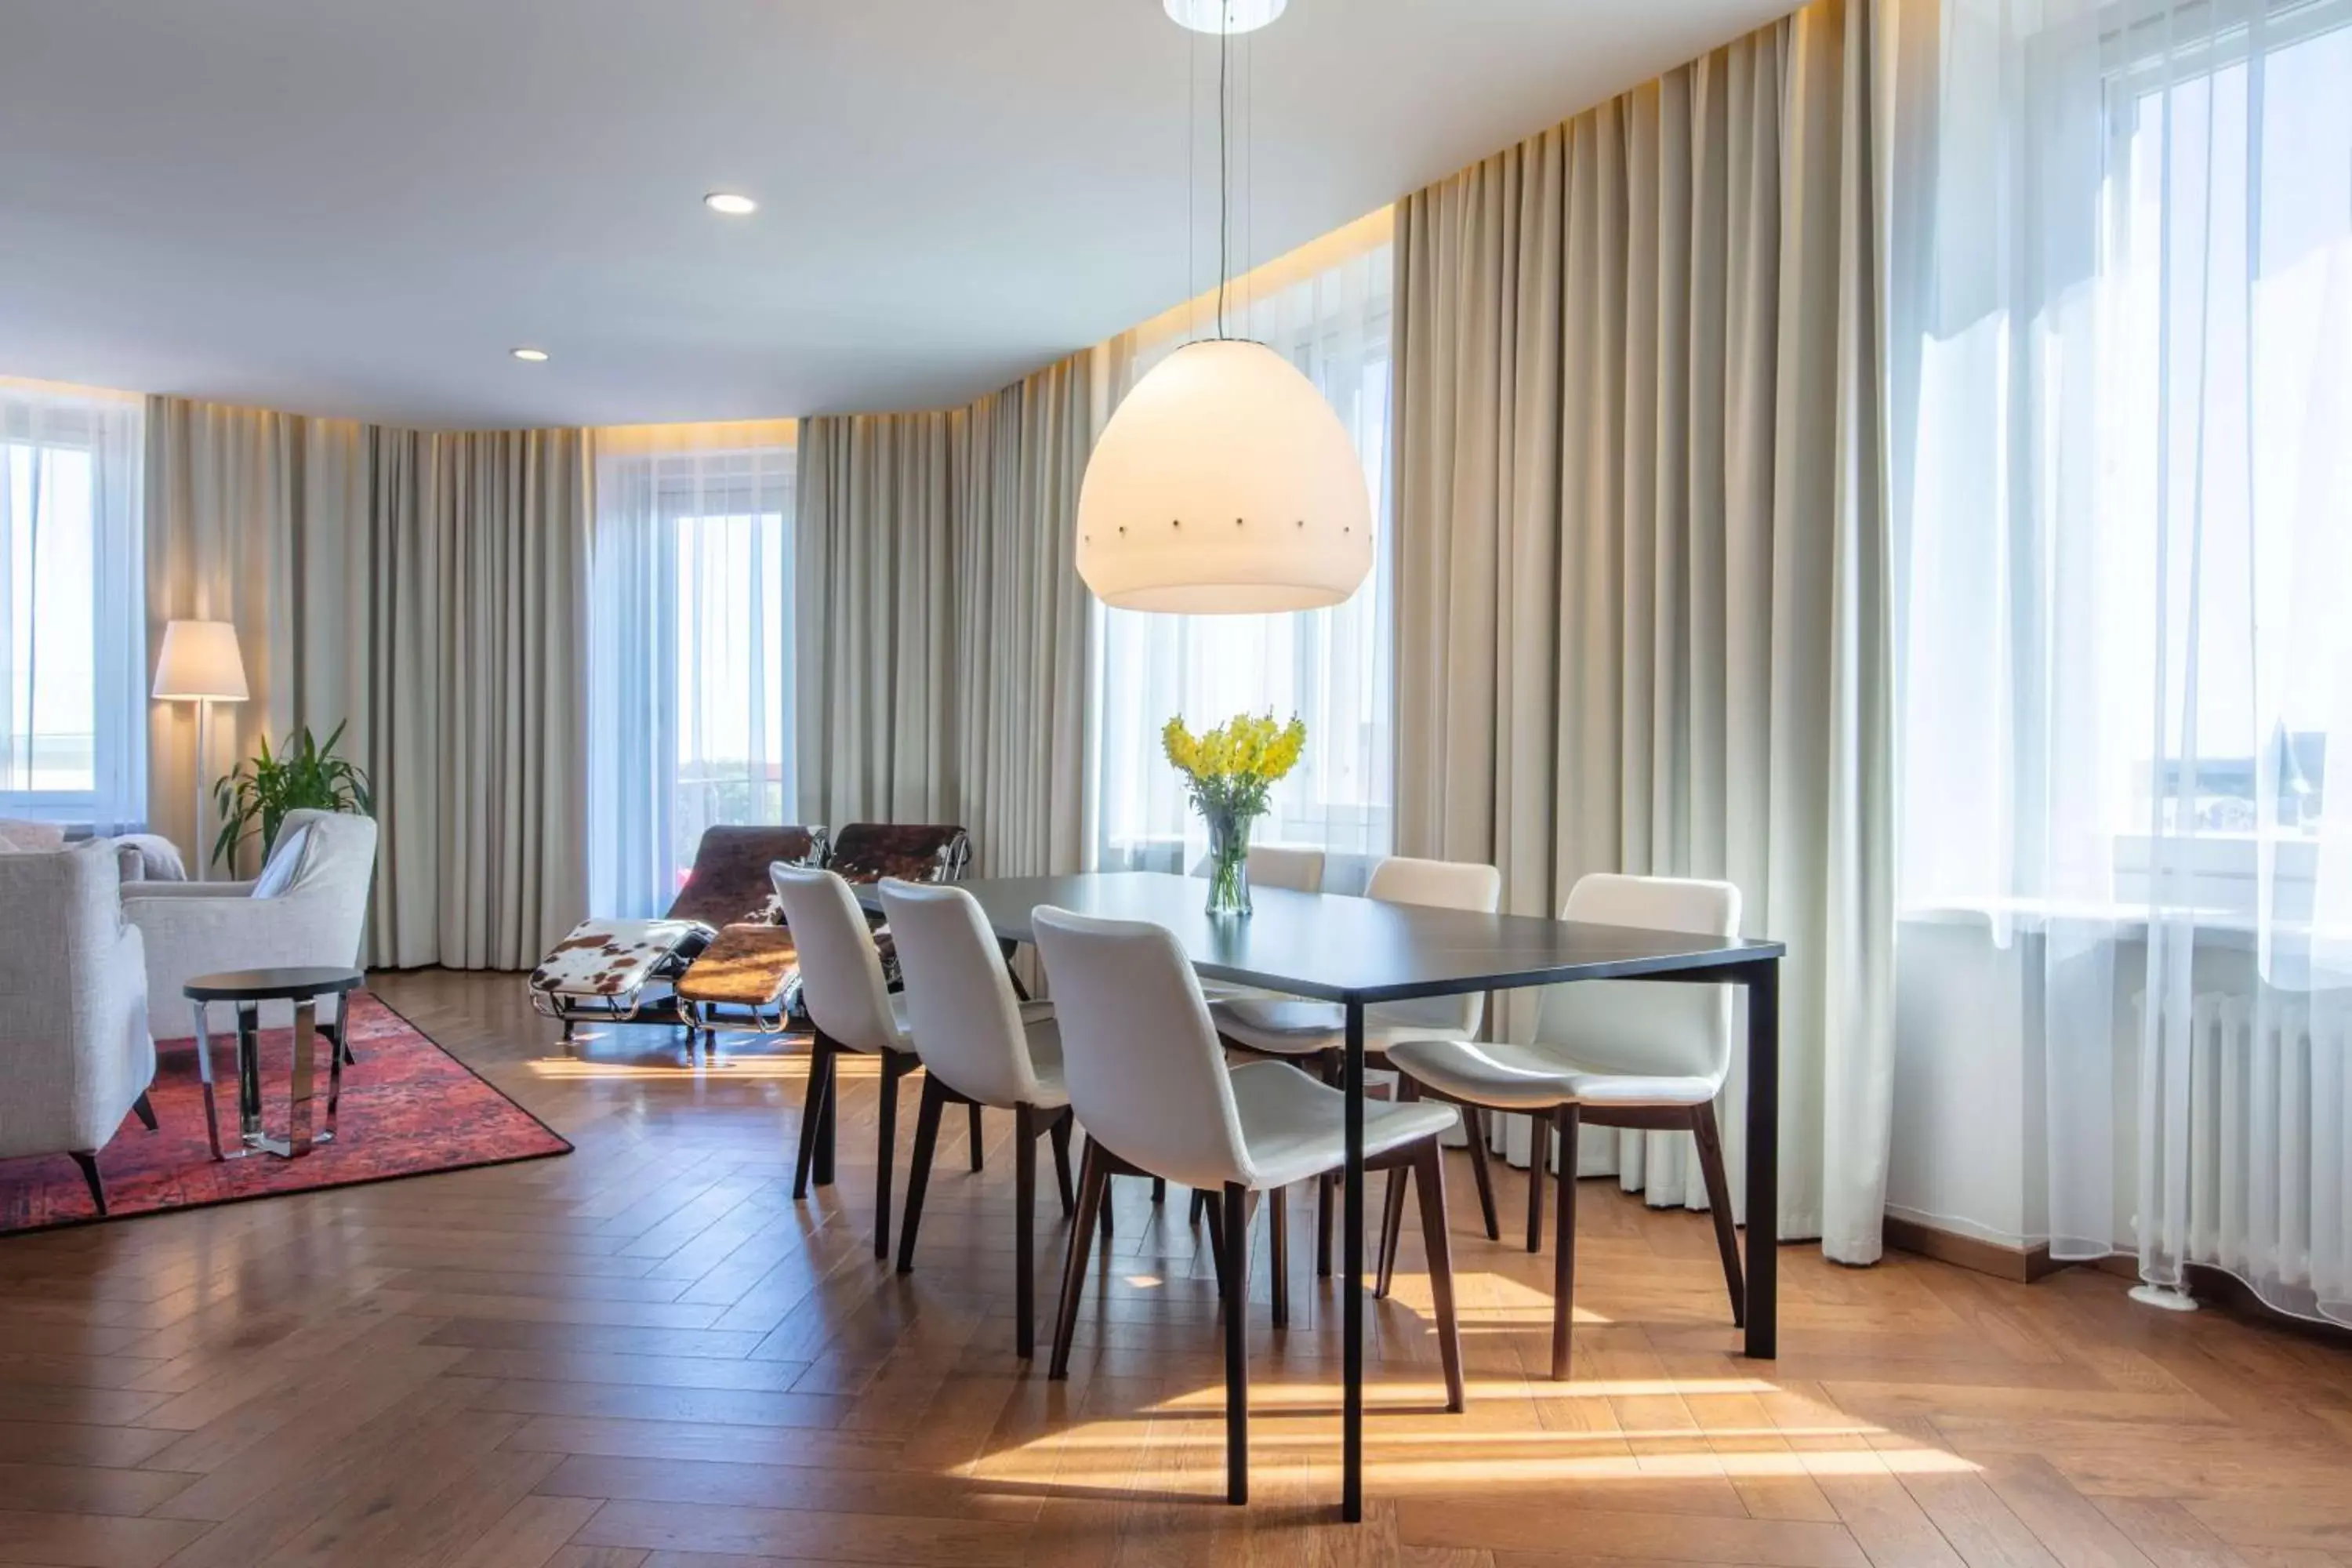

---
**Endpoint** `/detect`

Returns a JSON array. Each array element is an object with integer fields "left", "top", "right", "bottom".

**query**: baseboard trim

[{"left": 1882, "top": 1214, "right": 2060, "bottom": 1283}]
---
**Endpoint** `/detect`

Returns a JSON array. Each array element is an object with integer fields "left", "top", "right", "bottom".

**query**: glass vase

[{"left": 1202, "top": 804, "right": 1256, "bottom": 917}]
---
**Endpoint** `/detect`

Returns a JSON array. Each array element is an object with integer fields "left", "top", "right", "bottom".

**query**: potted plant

[
  {"left": 212, "top": 720, "right": 375, "bottom": 872},
  {"left": 1162, "top": 711, "right": 1306, "bottom": 917}
]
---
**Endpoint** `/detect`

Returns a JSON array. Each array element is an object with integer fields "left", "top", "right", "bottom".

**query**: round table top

[{"left": 183, "top": 966, "right": 365, "bottom": 1002}]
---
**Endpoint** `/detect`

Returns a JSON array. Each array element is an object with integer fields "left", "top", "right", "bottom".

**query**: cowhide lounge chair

[
  {"left": 672, "top": 820, "right": 975, "bottom": 1043},
  {"left": 528, "top": 825, "right": 827, "bottom": 1047}
]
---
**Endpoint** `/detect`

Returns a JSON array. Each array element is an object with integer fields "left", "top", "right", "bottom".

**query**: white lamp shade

[
  {"left": 152, "top": 619, "right": 249, "bottom": 702},
  {"left": 1076, "top": 340, "right": 1373, "bottom": 614},
  {"left": 1163, "top": 0, "right": 1287, "bottom": 34}
]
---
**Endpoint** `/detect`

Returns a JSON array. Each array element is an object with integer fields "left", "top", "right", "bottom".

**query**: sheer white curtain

[
  {"left": 1090, "top": 218, "right": 1396, "bottom": 890},
  {"left": 587, "top": 423, "right": 796, "bottom": 919},
  {"left": 1901, "top": 0, "right": 2352, "bottom": 1319},
  {"left": 0, "top": 379, "right": 143, "bottom": 832}
]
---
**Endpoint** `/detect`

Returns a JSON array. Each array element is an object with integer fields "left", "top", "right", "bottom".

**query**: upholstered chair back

[
  {"left": 879, "top": 880, "right": 1049, "bottom": 1107},
  {"left": 1362, "top": 855, "right": 1504, "bottom": 1037},
  {"left": 827, "top": 822, "right": 971, "bottom": 886},
  {"left": 668, "top": 824, "right": 827, "bottom": 927},
  {"left": 1032, "top": 905, "right": 1252, "bottom": 1190},
  {"left": 1537, "top": 873, "right": 1742, "bottom": 1086},
  {"left": 768, "top": 866, "right": 901, "bottom": 1054}
]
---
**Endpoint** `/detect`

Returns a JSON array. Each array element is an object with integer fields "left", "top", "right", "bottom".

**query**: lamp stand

[{"left": 193, "top": 698, "right": 211, "bottom": 884}]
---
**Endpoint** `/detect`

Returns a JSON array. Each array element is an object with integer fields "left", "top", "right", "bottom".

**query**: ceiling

[{"left": 0, "top": 0, "right": 1791, "bottom": 429}]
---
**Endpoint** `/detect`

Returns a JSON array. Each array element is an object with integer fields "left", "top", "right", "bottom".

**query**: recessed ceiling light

[
  {"left": 510, "top": 347, "right": 549, "bottom": 362},
  {"left": 1163, "top": 0, "right": 1287, "bottom": 34},
  {"left": 703, "top": 191, "right": 758, "bottom": 216}
]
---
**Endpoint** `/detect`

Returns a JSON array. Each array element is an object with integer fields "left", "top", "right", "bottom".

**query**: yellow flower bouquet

[{"left": 1163, "top": 711, "right": 1306, "bottom": 916}]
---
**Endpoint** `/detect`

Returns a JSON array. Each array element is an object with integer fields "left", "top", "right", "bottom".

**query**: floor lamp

[{"left": 152, "top": 620, "right": 249, "bottom": 882}]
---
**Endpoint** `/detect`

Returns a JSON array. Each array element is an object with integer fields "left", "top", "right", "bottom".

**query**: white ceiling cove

[{"left": 0, "top": 0, "right": 1791, "bottom": 428}]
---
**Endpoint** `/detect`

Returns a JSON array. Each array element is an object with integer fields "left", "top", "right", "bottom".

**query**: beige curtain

[
  {"left": 796, "top": 353, "right": 1096, "bottom": 876},
  {"left": 950, "top": 356, "right": 1093, "bottom": 878},
  {"left": 147, "top": 399, "right": 590, "bottom": 971},
  {"left": 1392, "top": 0, "right": 1909, "bottom": 1262},
  {"left": 793, "top": 411, "right": 957, "bottom": 827}
]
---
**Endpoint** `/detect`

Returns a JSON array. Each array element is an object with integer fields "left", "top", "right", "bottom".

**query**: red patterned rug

[{"left": 0, "top": 992, "right": 570, "bottom": 1236}]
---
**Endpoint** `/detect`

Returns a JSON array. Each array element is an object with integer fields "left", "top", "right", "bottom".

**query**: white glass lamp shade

[
  {"left": 1163, "top": 0, "right": 1287, "bottom": 34},
  {"left": 152, "top": 619, "right": 249, "bottom": 702},
  {"left": 1076, "top": 340, "right": 1372, "bottom": 614}
]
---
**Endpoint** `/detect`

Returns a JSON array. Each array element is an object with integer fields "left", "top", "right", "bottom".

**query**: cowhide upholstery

[
  {"left": 667, "top": 825, "right": 827, "bottom": 929},
  {"left": 674, "top": 924, "right": 801, "bottom": 1011},
  {"left": 811, "top": 823, "right": 971, "bottom": 993},
  {"left": 826, "top": 822, "right": 971, "bottom": 887},
  {"left": 528, "top": 918, "right": 715, "bottom": 1001}
]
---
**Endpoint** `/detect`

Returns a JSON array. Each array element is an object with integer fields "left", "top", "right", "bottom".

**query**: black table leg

[
  {"left": 1744, "top": 959, "right": 1778, "bottom": 1359},
  {"left": 1342, "top": 997, "right": 1364, "bottom": 1522}
]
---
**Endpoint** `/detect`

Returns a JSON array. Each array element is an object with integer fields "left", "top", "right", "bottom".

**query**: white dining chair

[
  {"left": 771, "top": 864, "right": 926, "bottom": 1260},
  {"left": 1381, "top": 872, "right": 1744, "bottom": 1379},
  {"left": 1031, "top": 903, "right": 1466, "bottom": 1505},
  {"left": 880, "top": 879, "right": 1075, "bottom": 1357},
  {"left": 1192, "top": 843, "right": 1327, "bottom": 895},
  {"left": 1209, "top": 855, "right": 1508, "bottom": 1263}
]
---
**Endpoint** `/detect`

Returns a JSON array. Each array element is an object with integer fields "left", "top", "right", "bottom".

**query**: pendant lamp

[{"left": 1076, "top": 1, "right": 1371, "bottom": 614}]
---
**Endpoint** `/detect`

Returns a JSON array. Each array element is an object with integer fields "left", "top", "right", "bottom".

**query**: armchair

[
  {"left": 0, "top": 841, "right": 157, "bottom": 1214},
  {"left": 123, "top": 808, "right": 378, "bottom": 1033}
]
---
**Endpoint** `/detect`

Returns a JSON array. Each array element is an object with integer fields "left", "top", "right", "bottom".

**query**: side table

[{"left": 183, "top": 967, "right": 363, "bottom": 1159}]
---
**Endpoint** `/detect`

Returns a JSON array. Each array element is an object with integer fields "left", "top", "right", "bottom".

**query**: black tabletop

[
  {"left": 183, "top": 967, "right": 365, "bottom": 1002},
  {"left": 860, "top": 872, "right": 1780, "bottom": 1003}
]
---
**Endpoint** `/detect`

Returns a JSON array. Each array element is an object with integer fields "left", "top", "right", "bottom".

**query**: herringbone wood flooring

[{"left": 3, "top": 968, "right": 2350, "bottom": 1568}]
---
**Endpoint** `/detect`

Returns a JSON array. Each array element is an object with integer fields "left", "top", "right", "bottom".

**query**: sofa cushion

[{"left": 250, "top": 825, "right": 311, "bottom": 898}]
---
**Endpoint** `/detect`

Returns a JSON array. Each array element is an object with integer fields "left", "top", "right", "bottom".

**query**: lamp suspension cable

[{"left": 1217, "top": 13, "right": 1231, "bottom": 340}]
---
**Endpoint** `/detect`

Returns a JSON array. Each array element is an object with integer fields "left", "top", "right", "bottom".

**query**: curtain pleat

[
  {"left": 797, "top": 354, "right": 1097, "bottom": 877},
  {"left": 147, "top": 399, "right": 588, "bottom": 970},
  {"left": 1392, "top": 0, "right": 1903, "bottom": 1261}
]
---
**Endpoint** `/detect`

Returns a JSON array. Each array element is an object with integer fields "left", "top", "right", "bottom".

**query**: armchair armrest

[{"left": 122, "top": 880, "right": 260, "bottom": 902}]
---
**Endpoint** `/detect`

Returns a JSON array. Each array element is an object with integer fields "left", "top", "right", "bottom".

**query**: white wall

[{"left": 1888, "top": 917, "right": 2045, "bottom": 1248}]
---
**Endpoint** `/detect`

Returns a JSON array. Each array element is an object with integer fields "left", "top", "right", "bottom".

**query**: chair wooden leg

[
  {"left": 1690, "top": 1101, "right": 1746, "bottom": 1327},
  {"left": 896, "top": 1076, "right": 948, "bottom": 1273},
  {"left": 1376, "top": 1076, "right": 1422, "bottom": 1298},
  {"left": 1203, "top": 1192, "right": 1228, "bottom": 1300},
  {"left": 1464, "top": 1106, "right": 1501, "bottom": 1240},
  {"left": 68, "top": 1151, "right": 106, "bottom": 1217},
  {"left": 874, "top": 1051, "right": 906, "bottom": 1260},
  {"left": 1015, "top": 1104, "right": 1039, "bottom": 1358},
  {"left": 1050, "top": 1141, "right": 1109, "bottom": 1380},
  {"left": 1189, "top": 1188, "right": 1208, "bottom": 1226},
  {"left": 1152, "top": 1176, "right": 1166, "bottom": 1204},
  {"left": 968, "top": 1101, "right": 986, "bottom": 1172},
  {"left": 1375, "top": 1167, "right": 1409, "bottom": 1299},
  {"left": 1414, "top": 1141, "right": 1466, "bottom": 1412},
  {"left": 1101, "top": 1178, "right": 1116, "bottom": 1238},
  {"left": 1552, "top": 1104, "right": 1581, "bottom": 1380},
  {"left": 1316, "top": 1172, "right": 1333, "bottom": 1278},
  {"left": 1526, "top": 1112, "right": 1548, "bottom": 1254},
  {"left": 1049, "top": 1110, "right": 1075, "bottom": 1217},
  {"left": 130, "top": 1091, "right": 158, "bottom": 1133},
  {"left": 1269, "top": 1186, "right": 1290, "bottom": 1330},
  {"left": 791, "top": 1033, "right": 837, "bottom": 1199},
  {"left": 1221, "top": 1181, "right": 1251, "bottom": 1505}
]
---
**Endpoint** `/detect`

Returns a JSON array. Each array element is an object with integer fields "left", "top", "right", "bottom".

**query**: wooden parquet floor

[{"left": 4, "top": 969, "right": 2350, "bottom": 1568}]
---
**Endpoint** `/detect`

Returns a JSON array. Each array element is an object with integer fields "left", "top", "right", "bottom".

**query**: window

[
  {"left": 1898, "top": 5, "right": 2352, "bottom": 931},
  {"left": 1091, "top": 229, "right": 1396, "bottom": 889},
  {"left": 0, "top": 383, "right": 144, "bottom": 829},
  {"left": 586, "top": 426, "right": 795, "bottom": 917}
]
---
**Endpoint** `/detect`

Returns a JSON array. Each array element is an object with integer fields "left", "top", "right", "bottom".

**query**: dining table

[{"left": 856, "top": 869, "right": 1786, "bottom": 1523}]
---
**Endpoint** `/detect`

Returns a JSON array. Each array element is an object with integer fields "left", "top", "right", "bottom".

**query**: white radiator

[{"left": 2141, "top": 989, "right": 2351, "bottom": 1323}]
